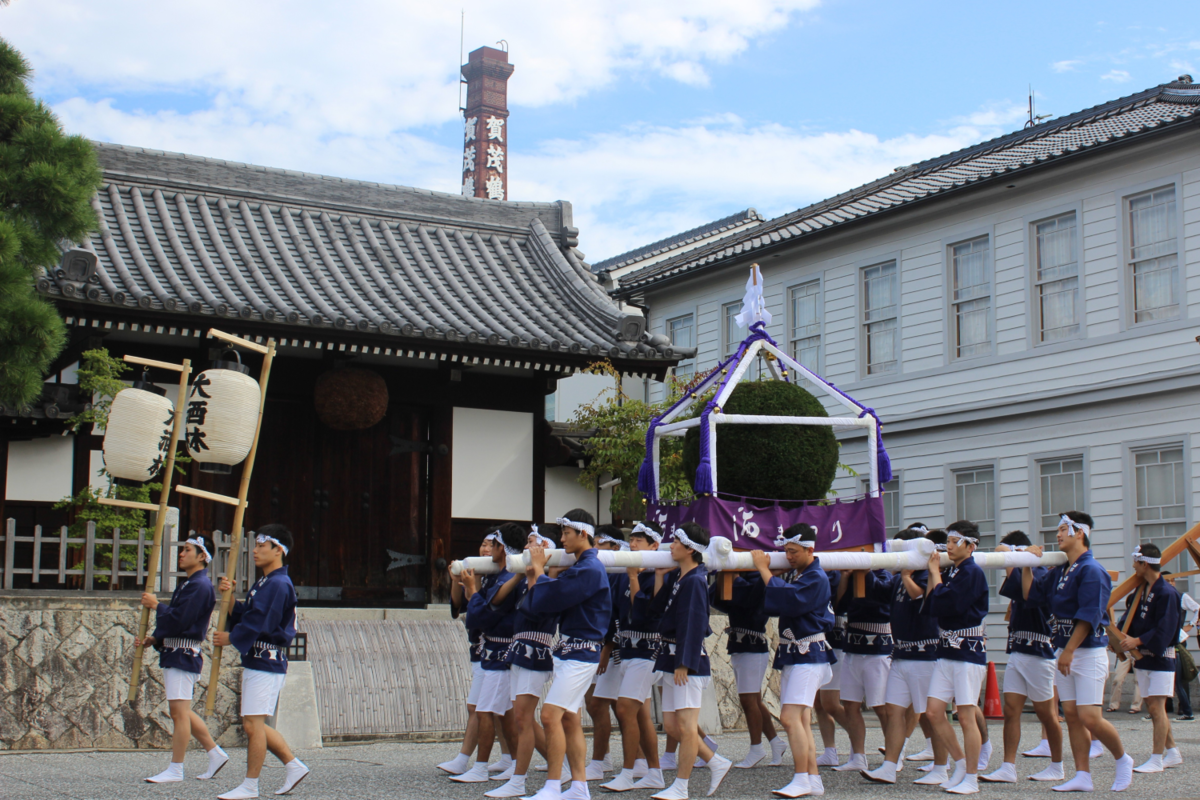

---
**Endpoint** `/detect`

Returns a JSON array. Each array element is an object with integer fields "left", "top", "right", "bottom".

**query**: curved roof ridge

[{"left": 592, "top": 208, "right": 764, "bottom": 272}]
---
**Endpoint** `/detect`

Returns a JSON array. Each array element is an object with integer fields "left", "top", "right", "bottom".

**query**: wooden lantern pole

[
  {"left": 190, "top": 330, "right": 275, "bottom": 715},
  {"left": 96, "top": 355, "right": 192, "bottom": 703}
]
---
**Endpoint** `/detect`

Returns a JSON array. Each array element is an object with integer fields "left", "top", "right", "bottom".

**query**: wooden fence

[{"left": 1, "top": 518, "right": 257, "bottom": 592}]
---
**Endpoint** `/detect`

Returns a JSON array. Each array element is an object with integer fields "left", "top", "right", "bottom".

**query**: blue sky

[{"left": 5, "top": 1, "right": 1198, "bottom": 261}]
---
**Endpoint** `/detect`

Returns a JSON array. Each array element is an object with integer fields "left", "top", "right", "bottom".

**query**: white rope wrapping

[
  {"left": 102, "top": 388, "right": 175, "bottom": 482},
  {"left": 1060, "top": 514, "right": 1091, "bottom": 539},
  {"left": 557, "top": 517, "right": 595, "bottom": 538},
  {"left": 630, "top": 522, "right": 663, "bottom": 545},
  {"left": 186, "top": 537, "right": 211, "bottom": 563},
  {"left": 256, "top": 533, "right": 289, "bottom": 555}
]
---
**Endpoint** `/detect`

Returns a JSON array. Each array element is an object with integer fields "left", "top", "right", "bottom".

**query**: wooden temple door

[{"left": 250, "top": 401, "right": 430, "bottom": 607}]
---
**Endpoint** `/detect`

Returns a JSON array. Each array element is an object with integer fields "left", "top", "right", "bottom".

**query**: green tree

[{"left": 0, "top": 37, "right": 102, "bottom": 407}]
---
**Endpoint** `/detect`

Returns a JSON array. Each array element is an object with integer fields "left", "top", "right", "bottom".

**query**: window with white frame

[
  {"left": 863, "top": 477, "right": 900, "bottom": 537},
  {"left": 790, "top": 280, "right": 821, "bottom": 377},
  {"left": 1135, "top": 444, "right": 1188, "bottom": 586},
  {"left": 954, "top": 465, "right": 998, "bottom": 597},
  {"left": 1034, "top": 213, "right": 1080, "bottom": 342},
  {"left": 862, "top": 262, "right": 898, "bottom": 375},
  {"left": 668, "top": 314, "right": 695, "bottom": 381},
  {"left": 1037, "top": 456, "right": 1085, "bottom": 550},
  {"left": 723, "top": 302, "right": 740, "bottom": 358},
  {"left": 950, "top": 237, "right": 991, "bottom": 358},
  {"left": 1127, "top": 186, "right": 1179, "bottom": 323}
]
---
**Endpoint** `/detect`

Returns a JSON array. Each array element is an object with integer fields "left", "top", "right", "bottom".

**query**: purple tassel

[
  {"left": 858, "top": 407, "right": 892, "bottom": 486},
  {"left": 694, "top": 402, "right": 716, "bottom": 494},
  {"left": 637, "top": 420, "right": 660, "bottom": 499}
]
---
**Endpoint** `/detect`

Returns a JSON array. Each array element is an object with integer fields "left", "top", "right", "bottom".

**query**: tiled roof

[
  {"left": 591, "top": 208, "right": 764, "bottom": 273},
  {"left": 41, "top": 143, "right": 686, "bottom": 362},
  {"left": 616, "top": 79, "right": 1200, "bottom": 295}
]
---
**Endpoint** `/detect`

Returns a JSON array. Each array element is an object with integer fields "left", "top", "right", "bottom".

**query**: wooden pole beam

[
  {"left": 205, "top": 339, "right": 276, "bottom": 715},
  {"left": 1109, "top": 522, "right": 1200, "bottom": 608},
  {"left": 207, "top": 328, "right": 270, "bottom": 355},
  {"left": 123, "top": 355, "right": 187, "bottom": 373},
  {"left": 175, "top": 485, "right": 244, "bottom": 507},
  {"left": 97, "top": 498, "right": 161, "bottom": 512},
  {"left": 128, "top": 357, "right": 192, "bottom": 703}
]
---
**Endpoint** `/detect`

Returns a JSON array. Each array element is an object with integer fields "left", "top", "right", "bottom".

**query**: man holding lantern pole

[
  {"left": 1022, "top": 511, "right": 1133, "bottom": 793},
  {"left": 138, "top": 533, "right": 227, "bottom": 785},
  {"left": 214, "top": 525, "right": 309, "bottom": 799}
]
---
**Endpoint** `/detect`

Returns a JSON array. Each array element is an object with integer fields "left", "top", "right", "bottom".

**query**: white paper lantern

[
  {"left": 185, "top": 357, "right": 260, "bottom": 474},
  {"left": 103, "top": 383, "right": 175, "bottom": 486}
]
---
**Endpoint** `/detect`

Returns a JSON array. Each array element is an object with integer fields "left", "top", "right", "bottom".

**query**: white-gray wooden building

[{"left": 611, "top": 77, "right": 1200, "bottom": 659}]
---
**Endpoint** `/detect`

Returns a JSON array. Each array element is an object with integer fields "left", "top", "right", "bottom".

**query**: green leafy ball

[{"left": 682, "top": 380, "right": 838, "bottom": 501}]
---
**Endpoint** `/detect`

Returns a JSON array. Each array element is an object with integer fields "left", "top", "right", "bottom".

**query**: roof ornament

[{"left": 733, "top": 264, "right": 772, "bottom": 330}]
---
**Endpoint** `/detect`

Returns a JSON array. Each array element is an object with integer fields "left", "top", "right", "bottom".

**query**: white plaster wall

[
  {"left": 544, "top": 466, "right": 613, "bottom": 525},
  {"left": 6, "top": 437, "right": 74, "bottom": 502},
  {"left": 451, "top": 407, "right": 533, "bottom": 520},
  {"left": 549, "top": 372, "right": 616, "bottom": 423}
]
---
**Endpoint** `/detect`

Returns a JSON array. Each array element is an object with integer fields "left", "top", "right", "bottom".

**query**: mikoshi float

[{"left": 452, "top": 265, "right": 1068, "bottom": 580}]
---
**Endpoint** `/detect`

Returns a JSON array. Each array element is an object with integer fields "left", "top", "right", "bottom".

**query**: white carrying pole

[
  {"left": 866, "top": 415, "right": 879, "bottom": 498},
  {"left": 450, "top": 541, "right": 1068, "bottom": 575}
]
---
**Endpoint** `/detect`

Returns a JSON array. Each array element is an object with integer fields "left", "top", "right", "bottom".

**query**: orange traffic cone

[{"left": 983, "top": 661, "right": 1003, "bottom": 719}]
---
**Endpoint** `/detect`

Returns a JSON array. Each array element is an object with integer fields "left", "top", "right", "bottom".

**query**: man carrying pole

[{"left": 1023, "top": 512, "right": 1133, "bottom": 792}]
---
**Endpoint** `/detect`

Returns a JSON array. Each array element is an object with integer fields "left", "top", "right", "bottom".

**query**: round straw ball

[
  {"left": 187, "top": 367, "right": 260, "bottom": 473},
  {"left": 104, "top": 387, "right": 175, "bottom": 484},
  {"left": 682, "top": 380, "right": 838, "bottom": 502},
  {"left": 314, "top": 368, "right": 388, "bottom": 430}
]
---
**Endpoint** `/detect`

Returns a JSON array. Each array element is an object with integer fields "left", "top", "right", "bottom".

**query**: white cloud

[
  {"left": 1052, "top": 60, "right": 1083, "bottom": 72},
  {"left": 1101, "top": 69, "right": 1132, "bottom": 83},
  {"left": 515, "top": 114, "right": 1013, "bottom": 260}
]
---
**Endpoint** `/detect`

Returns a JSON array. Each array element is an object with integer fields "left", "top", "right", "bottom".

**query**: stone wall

[
  {"left": 0, "top": 593, "right": 244, "bottom": 750},
  {"left": 707, "top": 613, "right": 783, "bottom": 732}
]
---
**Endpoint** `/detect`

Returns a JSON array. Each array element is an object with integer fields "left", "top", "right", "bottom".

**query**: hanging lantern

[
  {"left": 103, "top": 378, "right": 174, "bottom": 487},
  {"left": 186, "top": 352, "right": 260, "bottom": 474}
]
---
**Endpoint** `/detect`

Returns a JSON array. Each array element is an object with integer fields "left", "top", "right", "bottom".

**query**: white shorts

[
  {"left": 840, "top": 652, "right": 891, "bottom": 707},
  {"left": 544, "top": 657, "right": 599, "bottom": 714},
  {"left": 731, "top": 652, "right": 771, "bottom": 695},
  {"left": 511, "top": 665, "right": 552, "bottom": 699},
  {"left": 884, "top": 659, "right": 936, "bottom": 713},
  {"left": 593, "top": 660, "right": 626, "bottom": 701},
  {"left": 466, "top": 661, "right": 486, "bottom": 706},
  {"left": 241, "top": 668, "right": 287, "bottom": 717},
  {"left": 1054, "top": 646, "right": 1107, "bottom": 706},
  {"left": 1004, "top": 652, "right": 1056, "bottom": 703},
  {"left": 618, "top": 658, "right": 657, "bottom": 702},
  {"left": 780, "top": 663, "right": 833, "bottom": 707},
  {"left": 163, "top": 667, "right": 199, "bottom": 702},
  {"left": 821, "top": 650, "right": 842, "bottom": 693},
  {"left": 476, "top": 669, "right": 513, "bottom": 714},
  {"left": 1135, "top": 668, "right": 1175, "bottom": 698},
  {"left": 928, "top": 659, "right": 986, "bottom": 708},
  {"left": 658, "top": 674, "right": 711, "bottom": 712}
]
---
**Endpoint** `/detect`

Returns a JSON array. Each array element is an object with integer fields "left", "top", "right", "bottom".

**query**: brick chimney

[{"left": 461, "top": 46, "right": 514, "bottom": 201}]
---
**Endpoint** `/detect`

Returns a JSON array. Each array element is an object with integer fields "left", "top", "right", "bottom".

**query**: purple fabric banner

[{"left": 648, "top": 495, "right": 886, "bottom": 552}]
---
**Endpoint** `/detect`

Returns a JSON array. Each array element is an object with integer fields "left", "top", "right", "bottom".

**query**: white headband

[
  {"left": 935, "top": 543, "right": 948, "bottom": 552},
  {"left": 673, "top": 529, "right": 707, "bottom": 555},
  {"left": 186, "top": 537, "right": 211, "bottom": 562},
  {"left": 255, "top": 533, "right": 289, "bottom": 555},
  {"left": 631, "top": 522, "right": 663, "bottom": 545},
  {"left": 527, "top": 524, "right": 555, "bottom": 549},
  {"left": 1132, "top": 546, "right": 1161, "bottom": 565},
  {"left": 909, "top": 525, "right": 929, "bottom": 535},
  {"left": 947, "top": 530, "right": 978, "bottom": 545},
  {"left": 1060, "top": 515, "right": 1090, "bottom": 538},
  {"left": 1011, "top": 544, "right": 1029, "bottom": 551},
  {"left": 774, "top": 531, "right": 816, "bottom": 549},
  {"left": 485, "top": 530, "right": 522, "bottom": 556},
  {"left": 597, "top": 533, "right": 630, "bottom": 551},
  {"left": 557, "top": 517, "right": 596, "bottom": 538}
]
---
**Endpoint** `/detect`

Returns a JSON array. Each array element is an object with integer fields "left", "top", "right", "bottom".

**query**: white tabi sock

[
  {"left": 908, "top": 738, "right": 935, "bottom": 760},
  {"left": 485, "top": 773, "right": 527, "bottom": 798},
  {"left": 863, "top": 761, "right": 897, "bottom": 783},
  {"left": 946, "top": 773, "right": 979, "bottom": 794},
  {"left": 562, "top": 779, "right": 591, "bottom": 800},
  {"left": 218, "top": 777, "right": 260, "bottom": 800},
  {"left": 1163, "top": 747, "right": 1183, "bottom": 768},
  {"left": 437, "top": 752, "right": 471, "bottom": 774},
  {"left": 525, "top": 779, "right": 563, "bottom": 800},
  {"left": 815, "top": 746, "right": 838, "bottom": 766},
  {"left": 490, "top": 754, "right": 515, "bottom": 772},
  {"left": 1111, "top": 754, "right": 1133, "bottom": 791},
  {"left": 632, "top": 759, "right": 649, "bottom": 778},
  {"left": 773, "top": 772, "right": 810, "bottom": 797},
  {"left": 651, "top": 777, "right": 689, "bottom": 800},
  {"left": 1023, "top": 738, "right": 1052, "bottom": 758},
  {"left": 1133, "top": 753, "right": 1162, "bottom": 773},
  {"left": 941, "top": 759, "right": 966, "bottom": 789},
  {"left": 199, "top": 746, "right": 230, "bottom": 780},
  {"left": 633, "top": 768, "right": 666, "bottom": 790},
  {"left": 977, "top": 740, "right": 992, "bottom": 770},
  {"left": 603, "top": 754, "right": 614, "bottom": 771},
  {"left": 980, "top": 762, "right": 1017, "bottom": 782},
  {"left": 585, "top": 760, "right": 607, "bottom": 781},
  {"left": 809, "top": 774, "right": 824, "bottom": 796},
  {"left": 1088, "top": 740, "right": 1103, "bottom": 759},
  {"left": 914, "top": 762, "right": 949, "bottom": 785},
  {"left": 1051, "top": 771, "right": 1093, "bottom": 792},
  {"left": 145, "top": 762, "right": 184, "bottom": 783},
  {"left": 735, "top": 743, "right": 767, "bottom": 768},
  {"left": 770, "top": 736, "right": 788, "bottom": 765},
  {"left": 703, "top": 736, "right": 719, "bottom": 752}
]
